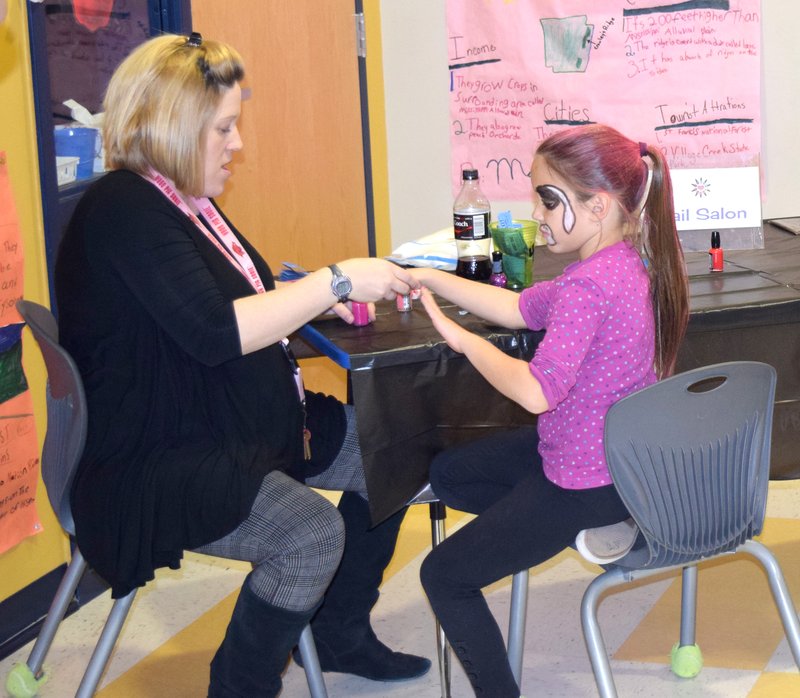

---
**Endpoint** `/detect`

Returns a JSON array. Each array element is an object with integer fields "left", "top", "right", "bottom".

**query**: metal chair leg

[
  {"left": 429, "top": 500, "right": 451, "bottom": 698},
  {"left": 507, "top": 569, "right": 529, "bottom": 688},
  {"left": 678, "top": 565, "right": 698, "bottom": 647},
  {"left": 75, "top": 589, "right": 137, "bottom": 698},
  {"left": 27, "top": 549, "right": 88, "bottom": 677},
  {"left": 742, "top": 540, "right": 800, "bottom": 668},
  {"left": 298, "top": 624, "right": 328, "bottom": 698},
  {"left": 580, "top": 568, "right": 627, "bottom": 698}
]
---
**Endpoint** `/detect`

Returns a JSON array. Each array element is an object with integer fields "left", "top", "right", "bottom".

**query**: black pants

[{"left": 420, "top": 427, "right": 629, "bottom": 697}]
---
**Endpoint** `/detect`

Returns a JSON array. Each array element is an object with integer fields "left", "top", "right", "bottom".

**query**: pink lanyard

[
  {"left": 143, "top": 171, "right": 305, "bottom": 404},
  {"left": 145, "top": 171, "right": 266, "bottom": 294}
]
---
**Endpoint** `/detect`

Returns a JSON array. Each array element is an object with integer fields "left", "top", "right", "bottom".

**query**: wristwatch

[{"left": 328, "top": 264, "right": 352, "bottom": 303}]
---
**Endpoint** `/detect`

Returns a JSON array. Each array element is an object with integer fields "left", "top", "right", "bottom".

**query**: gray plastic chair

[
  {"left": 504, "top": 361, "right": 800, "bottom": 697},
  {"left": 5, "top": 300, "right": 327, "bottom": 698},
  {"left": 583, "top": 361, "right": 800, "bottom": 696}
]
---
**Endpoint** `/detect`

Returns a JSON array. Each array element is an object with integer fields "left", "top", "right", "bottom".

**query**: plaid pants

[{"left": 195, "top": 405, "right": 366, "bottom": 611}]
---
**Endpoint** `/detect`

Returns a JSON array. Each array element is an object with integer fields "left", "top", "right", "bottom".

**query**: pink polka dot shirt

[{"left": 519, "top": 241, "right": 655, "bottom": 489}]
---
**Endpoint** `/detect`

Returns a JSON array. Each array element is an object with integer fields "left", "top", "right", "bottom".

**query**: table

[{"left": 293, "top": 222, "right": 800, "bottom": 524}]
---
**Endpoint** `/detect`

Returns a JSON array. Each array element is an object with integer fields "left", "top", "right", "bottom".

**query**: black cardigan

[{"left": 55, "top": 170, "right": 344, "bottom": 597}]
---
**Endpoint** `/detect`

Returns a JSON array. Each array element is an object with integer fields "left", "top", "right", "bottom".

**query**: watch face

[
  {"left": 335, "top": 277, "right": 352, "bottom": 296},
  {"left": 330, "top": 266, "right": 352, "bottom": 301}
]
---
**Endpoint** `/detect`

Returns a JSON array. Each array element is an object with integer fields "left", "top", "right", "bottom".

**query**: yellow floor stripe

[
  {"left": 614, "top": 518, "right": 800, "bottom": 671},
  {"left": 748, "top": 672, "right": 800, "bottom": 697},
  {"left": 96, "top": 593, "right": 234, "bottom": 697}
]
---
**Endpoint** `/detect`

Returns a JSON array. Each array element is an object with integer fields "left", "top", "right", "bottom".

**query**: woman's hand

[
  {"left": 338, "top": 258, "right": 419, "bottom": 302},
  {"left": 419, "top": 288, "right": 468, "bottom": 353}
]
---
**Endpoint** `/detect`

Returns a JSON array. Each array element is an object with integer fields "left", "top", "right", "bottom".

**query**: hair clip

[{"left": 186, "top": 32, "right": 203, "bottom": 48}]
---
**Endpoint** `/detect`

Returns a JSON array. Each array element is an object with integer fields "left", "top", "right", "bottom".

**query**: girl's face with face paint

[{"left": 530, "top": 155, "right": 619, "bottom": 260}]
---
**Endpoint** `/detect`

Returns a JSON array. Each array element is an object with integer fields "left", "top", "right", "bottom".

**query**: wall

[
  {"left": 379, "top": 1, "right": 800, "bottom": 251},
  {"left": 380, "top": 0, "right": 454, "bottom": 248},
  {"left": 0, "top": 0, "right": 69, "bottom": 603},
  {"left": 760, "top": 1, "right": 799, "bottom": 220}
]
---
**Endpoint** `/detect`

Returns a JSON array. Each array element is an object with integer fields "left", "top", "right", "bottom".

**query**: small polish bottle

[
  {"left": 351, "top": 301, "right": 370, "bottom": 326},
  {"left": 709, "top": 230, "right": 723, "bottom": 272},
  {"left": 489, "top": 250, "right": 507, "bottom": 287},
  {"left": 396, "top": 293, "right": 412, "bottom": 312}
]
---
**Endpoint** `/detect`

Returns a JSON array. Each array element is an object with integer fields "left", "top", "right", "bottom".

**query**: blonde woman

[{"left": 56, "top": 33, "right": 427, "bottom": 696}]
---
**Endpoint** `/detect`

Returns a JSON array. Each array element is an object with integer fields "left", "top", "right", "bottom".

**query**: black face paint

[{"left": 536, "top": 184, "right": 576, "bottom": 233}]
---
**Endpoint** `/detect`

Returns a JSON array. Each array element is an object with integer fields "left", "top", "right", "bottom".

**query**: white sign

[{"left": 670, "top": 166, "right": 761, "bottom": 231}]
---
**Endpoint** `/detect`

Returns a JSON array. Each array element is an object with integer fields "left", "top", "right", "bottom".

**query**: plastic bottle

[
  {"left": 453, "top": 168, "right": 491, "bottom": 281},
  {"left": 709, "top": 230, "right": 723, "bottom": 272},
  {"left": 489, "top": 250, "right": 507, "bottom": 287}
]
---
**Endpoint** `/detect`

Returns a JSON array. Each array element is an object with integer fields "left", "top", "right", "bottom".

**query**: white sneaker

[{"left": 575, "top": 518, "right": 639, "bottom": 565}]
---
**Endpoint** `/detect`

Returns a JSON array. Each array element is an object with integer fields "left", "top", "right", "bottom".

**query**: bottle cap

[
  {"left": 711, "top": 230, "right": 720, "bottom": 248},
  {"left": 492, "top": 250, "right": 502, "bottom": 261},
  {"left": 461, "top": 169, "right": 479, "bottom": 180}
]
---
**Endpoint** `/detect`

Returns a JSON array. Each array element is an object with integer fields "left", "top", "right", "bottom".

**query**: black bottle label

[{"left": 454, "top": 212, "right": 490, "bottom": 240}]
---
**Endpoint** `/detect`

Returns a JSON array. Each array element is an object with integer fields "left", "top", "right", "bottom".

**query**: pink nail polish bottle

[{"left": 352, "top": 301, "right": 370, "bottom": 326}]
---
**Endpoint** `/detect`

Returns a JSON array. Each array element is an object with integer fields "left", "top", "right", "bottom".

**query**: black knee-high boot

[
  {"left": 209, "top": 581, "right": 315, "bottom": 698},
  {"left": 295, "top": 491, "right": 431, "bottom": 681}
]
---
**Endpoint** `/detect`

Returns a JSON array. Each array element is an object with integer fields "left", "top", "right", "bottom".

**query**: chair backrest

[
  {"left": 16, "top": 300, "right": 87, "bottom": 536},
  {"left": 605, "top": 361, "right": 776, "bottom": 570}
]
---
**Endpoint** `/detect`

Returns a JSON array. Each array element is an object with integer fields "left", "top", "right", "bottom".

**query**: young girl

[{"left": 411, "top": 124, "right": 689, "bottom": 696}]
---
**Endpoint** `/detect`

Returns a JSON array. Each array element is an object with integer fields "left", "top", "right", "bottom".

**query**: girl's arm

[
  {"left": 409, "top": 267, "right": 527, "bottom": 329},
  {"left": 419, "top": 289, "right": 548, "bottom": 414}
]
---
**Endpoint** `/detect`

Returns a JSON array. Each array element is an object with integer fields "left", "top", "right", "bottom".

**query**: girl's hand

[{"left": 419, "top": 287, "right": 468, "bottom": 353}]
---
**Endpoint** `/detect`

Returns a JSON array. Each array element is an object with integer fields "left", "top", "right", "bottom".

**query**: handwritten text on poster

[{"left": 447, "top": 1, "right": 761, "bottom": 200}]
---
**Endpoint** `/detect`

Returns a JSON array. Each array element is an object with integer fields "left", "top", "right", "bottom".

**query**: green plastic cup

[{"left": 490, "top": 220, "right": 538, "bottom": 289}]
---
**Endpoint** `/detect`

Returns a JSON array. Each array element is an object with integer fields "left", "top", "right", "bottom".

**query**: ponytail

[{"left": 640, "top": 144, "right": 689, "bottom": 378}]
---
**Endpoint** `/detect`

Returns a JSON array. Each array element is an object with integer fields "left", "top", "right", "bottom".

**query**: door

[{"left": 190, "top": 0, "right": 370, "bottom": 272}]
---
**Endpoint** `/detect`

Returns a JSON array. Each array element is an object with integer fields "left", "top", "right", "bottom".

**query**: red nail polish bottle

[{"left": 709, "top": 230, "right": 723, "bottom": 272}]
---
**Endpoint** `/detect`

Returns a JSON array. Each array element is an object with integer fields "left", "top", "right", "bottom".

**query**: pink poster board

[
  {"left": 447, "top": 0, "right": 761, "bottom": 201},
  {"left": 0, "top": 153, "right": 43, "bottom": 553}
]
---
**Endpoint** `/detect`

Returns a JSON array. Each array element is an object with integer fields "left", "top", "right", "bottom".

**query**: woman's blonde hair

[{"left": 103, "top": 33, "right": 244, "bottom": 196}]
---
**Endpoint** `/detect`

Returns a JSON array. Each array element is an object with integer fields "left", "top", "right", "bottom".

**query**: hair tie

[
  {"left": 186, "top": 32, "right": 203, "bottom": 48},
  {"left": 639, "top": 141, "right": 648, "bottom": 158}
]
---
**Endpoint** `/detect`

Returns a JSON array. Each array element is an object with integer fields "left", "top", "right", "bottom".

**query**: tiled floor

[{"left": 2, "top": 481, "right": 800, "bottom": 697}]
